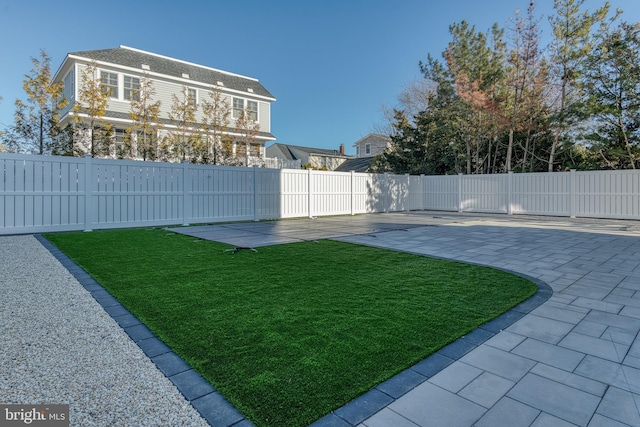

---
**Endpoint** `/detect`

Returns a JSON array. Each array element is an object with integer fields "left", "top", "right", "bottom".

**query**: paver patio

[
  {"left": 19, "top": 212, "right": 640, "bottom": 426},
  {"left": 329, "top": 213, "right": 640, "bottom": 427}
]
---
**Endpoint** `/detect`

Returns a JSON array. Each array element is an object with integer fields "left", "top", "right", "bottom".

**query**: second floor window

[
  {"left": 101, "top": 71, "right": 118, "bottom": 99},
  {"left": 63, "top": 70, "right": 75, "bottom": 101},
  {"left": 188, "top": 88, "right": 197, "bottom": 107},
  {"left": 365, "top": 144, "right": 371, "bottom": 155},
  {"left": 124, "top": 76, "right": 140, "bottom": 100},
  {"left": 247, "top": 100, "right": 258, "bottom": 121},
  {"left": 233, "top": 98, "right": 258, "bottom": 121},
  {"left": 232, "top": 98, "right": 244, "bottom": 119}
]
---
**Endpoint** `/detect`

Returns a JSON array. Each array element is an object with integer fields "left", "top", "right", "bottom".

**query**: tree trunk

[
  {"left": 39, "top": 113, "right": 44, "bottom": 155},
  {"left": 619, "top": 113, "right": 636, "bottom": 169}
]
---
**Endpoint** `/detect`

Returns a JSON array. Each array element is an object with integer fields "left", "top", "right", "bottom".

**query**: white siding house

[
  {"left": 53, "top": 45, "right": 276, "bottom": 163},
  {"left": 353, "top": 134, "right": 391, "bottom": 158}
]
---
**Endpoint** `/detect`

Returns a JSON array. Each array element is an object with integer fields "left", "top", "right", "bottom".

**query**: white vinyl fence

[{"left": 1, "top": 153, "right": 639, "bottom": 235}]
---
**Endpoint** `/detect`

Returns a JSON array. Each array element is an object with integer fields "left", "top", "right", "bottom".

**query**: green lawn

[{"left": 44, "top": 228, "right": 536, "bottom": 427}]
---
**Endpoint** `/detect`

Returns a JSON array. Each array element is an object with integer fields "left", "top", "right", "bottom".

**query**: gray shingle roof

[
  {"left": 69, "top": 46, "right": 274, "bottom": 100},
  {"left": 268, "top": 143, "right": 346, "bottom": 159},
  {"left": 334, "top": 157, "right": 376, "bottom": 173}
]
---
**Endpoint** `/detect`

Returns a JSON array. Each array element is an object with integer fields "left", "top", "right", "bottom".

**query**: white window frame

[
  {"left": 124, "top": 75, "right": 140, "bottom": 101},
  {"left": 232, "top": 97, "right": 244, "bottom": 119},
  {"left": 247, "top": 100, "right": 258, "bottom": 121},
  {"left": 100, "top": 70, "right": 119, "bottom": 99},
  {"left": 365, "top": 143, "right": 371, "bottom": 155},
  {"left": 63, "top": 69, "right": 75, "bottom": 101},
  {"left": 232, "top": 97, "right": 259, "bottom": 122},
  {"left": 187, "top": 88, "right": 197, "bottom": 107}
]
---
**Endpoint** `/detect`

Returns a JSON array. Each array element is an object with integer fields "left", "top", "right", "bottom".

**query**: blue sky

[{"left": 1, "top": 0, "right": 638, "bottom": 155}]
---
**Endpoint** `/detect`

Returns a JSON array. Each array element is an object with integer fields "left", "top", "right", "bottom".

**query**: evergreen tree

[
  {"left": 547, "top": 0, "right": 611, "bottom": 171},
  {"left": 583, "top": 21, "right": 640, "bottom": 169}
]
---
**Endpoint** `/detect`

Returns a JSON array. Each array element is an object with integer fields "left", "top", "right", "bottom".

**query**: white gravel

[{"left": 0, "top": 235, "right": 210, "bottom": 427}]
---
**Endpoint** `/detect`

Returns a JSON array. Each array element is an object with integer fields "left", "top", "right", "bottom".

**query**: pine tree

[
  {"left": 583, "top": 21, "right": 640, "bottom": 169},
  {"left": 547, "top": 0, "right": 611, "bottom": 171}
]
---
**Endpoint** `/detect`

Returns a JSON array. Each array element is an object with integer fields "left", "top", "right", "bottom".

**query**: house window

[
  {"left": 247, "top": 100, "right": 258, "bottom": 121},
  {"left": 187, "top": 88, "right": 197, "bottom": 107},
  {"left": 365, "top": 143, "right": 371, "bottom": 155},
  {"left": 232, "top": 97, "right": 244, "bottom": 119},
  {"left": 356, "top": 146, "right": 360, "bottom": 157},
  {"left": 63, "top": 69, "right": 75, "bottom": 101},
  {"left": 124, "top": 76, "right": 140, "bottom": 100},
  {"left": 100, "top": 71, "right": 118, "bottom": 98}
]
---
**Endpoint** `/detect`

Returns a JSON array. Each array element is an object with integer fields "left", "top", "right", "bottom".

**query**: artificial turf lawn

[{"left": 45, "top": 227, "right": 537, "bottom": 427}]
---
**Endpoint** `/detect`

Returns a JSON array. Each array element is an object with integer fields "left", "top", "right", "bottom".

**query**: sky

[{"left": 1, "top": 0, "right": 639, "bottom": 156}]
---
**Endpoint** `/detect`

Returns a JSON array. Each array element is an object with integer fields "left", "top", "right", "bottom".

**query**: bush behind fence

[{"left": 1, "top": 153, "right": 639, "bottom": 235}]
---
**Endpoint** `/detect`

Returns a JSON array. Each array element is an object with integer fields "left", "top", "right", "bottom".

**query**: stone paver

[{"left": 332, "top": 213, "right": 640, "bottom": 427}]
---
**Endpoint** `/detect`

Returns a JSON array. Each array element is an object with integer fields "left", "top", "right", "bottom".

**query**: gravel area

[{"left": 0, "top": 235, "right": 209, "bottom": 427}]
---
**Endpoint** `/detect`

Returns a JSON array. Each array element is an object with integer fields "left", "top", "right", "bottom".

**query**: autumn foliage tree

[
  {"left": 163, "top": 86, "right": 198, "bottom": 162},
  {"left": 74, "top": 61, "right": 111, "bottom": 157},
  {"left": 128, "top": 74, "right": 163, "bottom": 161},
  {"left": 1, "top": 50, "right": 67, "bottom": 154},
  {"left": 234, "top": 108, "right": 260, "bottom": 166},
  {"left": 199, "top": 84, "right": 232, "bottom": 164}
]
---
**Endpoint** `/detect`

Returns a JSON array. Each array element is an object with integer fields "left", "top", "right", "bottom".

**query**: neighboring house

[
  {"left": 335, "top": 134, "right": 392, "bottom": 172},
  {"left": 354, "top": 133, "right": 391, "bottom": 158},
  {"left": 266, "top": 143, "right": 350, "bottom": 170},
  {"left": 52, "top": 45, "right": 276, "bottom": 163}
]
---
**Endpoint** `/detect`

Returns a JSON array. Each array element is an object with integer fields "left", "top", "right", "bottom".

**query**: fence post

[
  {"left": 350, "top": 170, "right": 355, "bottom": 216},
  {"left": 308, "top": 168, "right": 313, "bottom": 218},
  {"left": 405, "top": 174, "right": 410, "bottom": 212},
  {"left": 253, "top": 165, "right": 259, "bottom": 221},
  {"left": 570, "top": 169, "right": 576, "bottom": 218},
  {"left": 182, "top": 161, "right": 190, "bottom": 226},
  {"left": 83, "top": 154, "right": 93, "bottom": 231},
  {"left": 507, "top": 171, "right": 513, "bottom": 215},
  {"left": 420, "top": 174, "right": 425, "bottom": 210},
  {"left": 458, "top": 173, "right": 463, "bottom": 213},
  {"left": 384, "top": 173, "right": 390, "bottom": 213}
]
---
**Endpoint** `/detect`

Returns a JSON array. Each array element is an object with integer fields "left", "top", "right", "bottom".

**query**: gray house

[
  {"left": 334, "top": 134, "right": 392, "bottom": 172},
  {"left": 353, "top": 134, "right": 391, "bottom": 158},
  {"left": 53, "top": 45, "right": 276, "bottom": 162}
]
